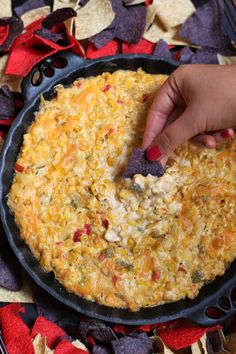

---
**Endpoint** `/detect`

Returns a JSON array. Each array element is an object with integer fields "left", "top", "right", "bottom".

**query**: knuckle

[{"left": 159, "top": 131, "right": 173, "bottom": 153}]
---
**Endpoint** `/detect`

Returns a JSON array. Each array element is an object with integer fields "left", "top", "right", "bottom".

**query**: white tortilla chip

[
  {"left": 191, "top": 341, "right": 203, "bottom": 354},
  {"left": 0, "top": 274, "right": 33, "bottom": 303},
  {"left": 0, "top": 0, "right": 12, "bottom": 18},
  {"left": 155, "top": 0, "right": 195, "bottom": 30},
  {"left": 72, "top": 339, "right": 89, "bottom": 352},
  {"left": 217, "top": 53, "right": 236, "bottom": 65},
  {"left": 144, "top": 17, "right": 189, "bottom": 46},
  {"left": 53, "top": 0, "right": 78, "bottom": 11},
  {"left": 74, "top": 0, "right": 115, "bottom": 40},
  {"left": 0, "top": 55, "right": 22, "bottom": 92},
  {"left": 125, "top": 0, "right": 145, "bottom": 6},
  {"left": 33, "top": 334, "right": 53, "bottom": 354},
  {"left": 145, "top": 4, "right": 157, "bottom": 31},
  {"left": 21, "top": 6, "right": 51, "bottom": 28}
]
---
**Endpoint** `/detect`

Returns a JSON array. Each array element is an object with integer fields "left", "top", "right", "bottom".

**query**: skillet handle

[
  {"left": 187, "top": 272, "right": 236, "bottom": 326},
  {"left": 21, "top": 51, "right": 86, "bottom": 104}
]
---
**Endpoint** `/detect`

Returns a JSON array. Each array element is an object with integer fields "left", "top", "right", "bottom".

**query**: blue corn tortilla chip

[
  {"left": 79, "top": 0, "right": 90, "bottom": 6},
  {"left": 0, "top": 17, "right": 24, "bottom": 54},
  {"left": 79, "top": 321, "right": 117, "bottom": 344},
  {"left": 91, "top": 1, "right": 146, "bottom": 48},
  {"left": 123, "top": 148, "right": 165, "bottom": 179},
  {"left": 0, "top": 85, "right": 15, "bottom": 118},
  {"left": 14, "top": 0, "right": 46, "bottom": 17},
  {"left": 206, "top": 331, "right": 225, "bottom": 353},
  {"left": 0, "top": 223, "right": 22, "bottom": 291},
  {"left": 114, "top": 4, "right": 146, "bottom": 43},
  {"left": 153, "top": 39, "right": 172, "bottom": 59},
  {"left": 111, "top": 334, "right": 153, "bottom": 354},
  {"left": 180, "top": 47, "right": 218, "bottom": 64},
  {"left": 36, "top": 28, "right": 64, "bottom": 43},
  {"left": 42, "top": 8, "right": 77, "bottom": 29},
  {"left": 91, "top": 29, "right": 115, "bottom": 49},
  {"left": 191, "top": 47, "right": 218, "bottom": 64},
  {"left": 179, "top": 0, "right": 228, "bottom": 50},
  {"left": 179, "top": 46, "right": 195, "bottom": 63}
]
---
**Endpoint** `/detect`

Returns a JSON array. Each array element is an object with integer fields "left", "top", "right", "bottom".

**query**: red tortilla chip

[
  {"left": 0, "top": 25, "right": 9, "bottom": 46},
  {"left": 66, "top": 31, "right": 85, "bottom": 57},
  {"left": 6, "top": 35, "right": 73, "bottom": 77},
  {"left": 113, "top": 325, "right": 134, "bottom": 335},
  {"left": 122, "top": 38, "right": 155, "bottom": 54},
  {"left": 12, "top": 18, "right": 44, "bottom": 49},
  {"left": 26, "top": 34, "right": 69, "bottom": 49},
  {"left": 54, "top": 339, "right": 88, "bottom": 354},
  {"left": 0, "top": 303, "right": 34, "bottom": 354},
  {"left": 25, "top": 17, "right": 44, "bottom": 31},
  {"left": 31, "top": 316, "right": 66, "bottom": 349},
  {"left": 160, "top": 327, "right": 205, "bottom": 349},
  {"left": 159, "top": 325, "right": 221, "bottom": 350},
  {"left": 113, "top": 324, "right": 151, "bottom": 335},
  {"left": 0, "top": 131, "right": 6, "bottom": 138},
  {"left": 86, "top": 39, "right": 118, "bottom": 59},
  {"left": 5, "top": 45, "right": 58, "bottom": 77}
]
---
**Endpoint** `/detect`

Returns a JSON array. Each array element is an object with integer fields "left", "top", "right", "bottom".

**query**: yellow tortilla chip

[
  {"left": 21, "top": 6, "right": 51, "bottom": 28},
  {"left": 0, "top": 55, "right": 22, "bottom": 92},
  {"left": 33, "top": 334, "right": 53, "bottom": 354},
  {"left": 74, "top": 0, "right": 115, "bottom": 40},
  {"left": 53, "top": 0, "right": 78, "bottom": 11},
  {"left": 0, "top": 0, "right": 12, "bottom": 17},
  {"left": 144, "top": 17, "right": 189, "bottom": 45},
  {"left": 217, "top": 53, "right": 236, "bottom": 65},
  {"left": 155, "top": 0, "right": 195, "bottom": 30}
]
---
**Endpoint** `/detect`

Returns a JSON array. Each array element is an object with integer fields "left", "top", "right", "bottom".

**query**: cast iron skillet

[{"left": 0, "top": 51, "right": 236, "bottom": 326}]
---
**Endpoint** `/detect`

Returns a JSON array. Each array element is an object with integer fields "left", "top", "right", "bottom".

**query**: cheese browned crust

[{"left": 8, "top": 69, "right": 236, "bottom": 311}]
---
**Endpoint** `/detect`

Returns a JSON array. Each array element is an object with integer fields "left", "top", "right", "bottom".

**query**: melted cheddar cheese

[{"left": 9, "top": 69, "right": 236, "bottom": 311}]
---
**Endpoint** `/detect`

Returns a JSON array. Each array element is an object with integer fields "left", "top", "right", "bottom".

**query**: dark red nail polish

[
  {"left": 146, "top": 145, "right": 162, "bottom": 161},
  {"left": 221, "top": 130, "right": 231, "bottom": 139}
]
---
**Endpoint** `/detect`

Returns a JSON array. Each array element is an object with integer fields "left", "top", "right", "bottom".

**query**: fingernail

[
  {"left": 221, "top": 130, "right": 231, "bottom": 139},
  {"left": 146, "top": 145, "right": 162, "bottom": 161}
]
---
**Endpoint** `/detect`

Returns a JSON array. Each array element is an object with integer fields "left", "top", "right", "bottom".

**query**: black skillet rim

[{"left": 0, "top": 52, "right": 236, "bottom": 326}]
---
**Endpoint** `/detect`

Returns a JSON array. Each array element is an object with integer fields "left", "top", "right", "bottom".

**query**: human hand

[{"left": 143, "top": 64, "right": 236, "bottom": 164}]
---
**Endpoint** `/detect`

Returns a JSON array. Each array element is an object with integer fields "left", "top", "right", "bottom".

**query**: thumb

[{"left": 146, "top": 111, "right": 195, "bottom": 162}]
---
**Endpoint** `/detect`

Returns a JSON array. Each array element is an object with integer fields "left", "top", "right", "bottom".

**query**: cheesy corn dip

[{"left": 9, "top": 69, "right": 236, "bottom": 311}]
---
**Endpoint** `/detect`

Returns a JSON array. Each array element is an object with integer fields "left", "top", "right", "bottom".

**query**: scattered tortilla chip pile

[
  {"left": 0, "top": 0, "right": 236, "bottom": 352},
  {"left": 0, "top": 0, "right": 235, "bottom": 137},
  {"left": 0, "top": 301, "right": 235, "bottom": 354}
]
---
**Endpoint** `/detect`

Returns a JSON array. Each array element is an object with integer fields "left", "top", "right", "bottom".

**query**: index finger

[{"left": 142, "top": 73, "right": 184, "bottom": 150}]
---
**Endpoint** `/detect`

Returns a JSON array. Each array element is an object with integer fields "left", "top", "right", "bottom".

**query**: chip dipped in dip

[{"left": 8, "top": 69, "right": 236, "bottom": 311}]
